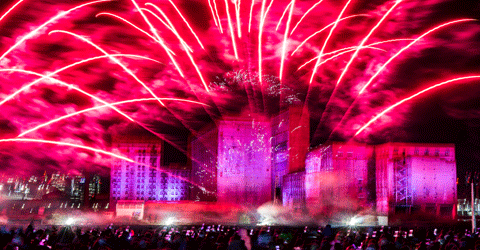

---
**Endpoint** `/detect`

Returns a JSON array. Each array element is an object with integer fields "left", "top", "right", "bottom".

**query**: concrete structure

[
  {"left": 217, "top": 117, "right": 272, "bottom": 208},
  {"left": 375, "top": 143, "right": 457, "bottom": 219},
  {"left": 191, "top": 125, "right": 218, "bottom": 201},
  {"left": 305, "top": 142, "right": 374, "bottom": 216},
  {"left": 271, "top": 106, "right": 310, "bottom": 202},
  {"left": 110, "top": 139, "right": 191, "bottom": 203},
  {"left": 282, "top": 171, "right": 306, "bottom": 212},
  {"left": 115, "top": 200, "right": 144, "bottom": 220}
]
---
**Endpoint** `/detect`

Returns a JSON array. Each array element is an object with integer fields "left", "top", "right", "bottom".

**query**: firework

[{"left": 0, "top": 0, "right": 477, "bottom": 176}]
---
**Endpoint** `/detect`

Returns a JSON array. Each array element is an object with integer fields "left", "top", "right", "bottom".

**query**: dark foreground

[{"left": 0, "top": 223, "right": 479, "bottom": 250}]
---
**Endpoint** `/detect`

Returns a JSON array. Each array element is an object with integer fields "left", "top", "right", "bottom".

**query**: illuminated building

[
  {"left": 271, "top": 106, "right": 310, "bottom": 203},
  {"left": 88, "top": 175, "right": 101, "bottom": 199},
  {"left": 457, "top": 198, "right": 480, "bottom": 217},
  {"left": 191, "top": 125, "right": 218, "bottom": 201},
  {"left": 282, "top": 171, "right": 306, "bottom": 211},
  {"left": 305, "top": 142, "right": 374, "bottom": 216},
  {"left": 68, "top": 175, "right": 85, "bottom": 202},
  {"left": 110, "top": 139, "right": 191, "bottom": 203},
  {"left": 216, "top": 116, "right": 272, "bottom": 207},
  {"left": 375, "top": 143, "right": 457, "bottom": 219}
]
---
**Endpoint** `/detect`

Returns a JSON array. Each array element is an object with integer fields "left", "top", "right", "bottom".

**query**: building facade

[
  {"left": 282, "top": 171, "right": 306, "bottom": 212},
  {"left": 271, "top": 106, "right": 310, "bottom": 202},
  {"left": 375, "top": 143, "right": 457, "bottom": 219},
  {"left": 110, "top": 139, "right": 191, "bottom": 203},
  {"left": 217, "top": 117, "right": 272, "bottom": 208},
  {"left": 191, "top": 126, "right": 218, "bottom": 201},
  {"left": 305, "top": 142, "right": 374, "bottom": 216}
]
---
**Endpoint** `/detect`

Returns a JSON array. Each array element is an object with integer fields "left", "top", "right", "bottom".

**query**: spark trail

[
  {"left": 0, "top": 0, "right": 23, "bottom": 23},
  {"left": 324, "top": 19, "right": 477, "bottom": 140},
  {"left": 358, "top": 19, "right": 475, "bottom": 94},
  {"left": 335, "top": 0, "right": 402, "bottom": 86},
  {"left": 0, "top": 0, "right": 111, "bottom": 62},
  {"left": 49, "top": 30, "right": 167, "bottom": 106},
  {"left": 279, "top": 0, "right": 295, "bottom": 81},
  {"left": 353, "top": 76, "right": 480, "bottom": 137},
  {"left": 309, "top": 0, "right": 354, "bottom": 83},
  {"left": 291, "top": 14, "right": 370, "bottom": 56},
  {"left": 144, "top": 5, "right": 209, "bottom": 91},
  {"left": 18, "top": 98, "right": 210, "bottom": 137},
  {"left": 0, "top": 54, "right": 162, "bottom": 107},
  {"left": 0, "top": 138, "right": 134, "bottom": 162},
  {"left": 130, "top": 0, "right": 184, "bottom": 78}
]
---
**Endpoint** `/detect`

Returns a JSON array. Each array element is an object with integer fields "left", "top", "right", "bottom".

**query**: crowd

[{"left": 0, "top": 222, "right": 479, "bottom": 250}]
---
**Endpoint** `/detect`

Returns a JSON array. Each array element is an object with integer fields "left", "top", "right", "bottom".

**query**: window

[
  {"left": 445, "top": 149, "right": 450, "bottom": 156},
  {"left": 435, "top": 149, "right": 439, "bottom": 156},
  {"left": 337, "top": 151, "right": 343, "bottom": 157},
  {"left": 424, "top": 148, "right": 429, "bottom": 156}
]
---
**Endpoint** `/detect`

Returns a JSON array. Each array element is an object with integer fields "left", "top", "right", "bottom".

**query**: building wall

[
  {"left": 271, "top": 106, "right": 309, "bottom": 202},
  {"left": 191, "top": 127, "right": 218, "bottom": 201},
  {"left": 217, "top": 118, "right": 272, "bottom": 207},
  {"left": 271, "top": 112, "right": 289, "bottom": 202},
  {"left": 375, "top": 143, "right": 456, "bottom": 218},
  {"left": 305, "top": 143, "right": 373, "bottom": 215},
  {"left": 282, "top": 171, "right": 306, "bottom": 211},
  {"left": 110, "top": 141, "right": 191, "bottom": 203}
]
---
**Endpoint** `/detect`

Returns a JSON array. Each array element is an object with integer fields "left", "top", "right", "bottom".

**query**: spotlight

[
  {"left": 164, "top": 217, "right": 175, "bottom": 225},
  {"left": 65, "top": 217, "right": 75, "bottom": 225}
]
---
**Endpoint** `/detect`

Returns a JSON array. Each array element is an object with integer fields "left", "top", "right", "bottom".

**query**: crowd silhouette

[{"left": 1, "top": 222, "right": 479, "bottom": 250}]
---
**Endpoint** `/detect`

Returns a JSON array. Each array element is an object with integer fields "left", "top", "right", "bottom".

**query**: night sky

[{"left": 0, "top": 0, "right": 479, "bottom": 196}]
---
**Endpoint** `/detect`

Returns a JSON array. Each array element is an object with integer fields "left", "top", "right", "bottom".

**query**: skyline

[{"left": 0, "top": 0, "right": 479, "bottom": 178}]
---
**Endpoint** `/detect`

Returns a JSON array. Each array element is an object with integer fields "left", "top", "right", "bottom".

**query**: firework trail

[
  {"left": 0, "top": 0, "right": 478, "bottom": 175},
  {"left": 353, "top": 76, "right": 480, "bottom": 137}
]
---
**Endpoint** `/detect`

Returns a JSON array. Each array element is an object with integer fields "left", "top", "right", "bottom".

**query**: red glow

[
  {"left": 224, "top": 0, "right": 239, "bottom": 59},
  {"left": 0, "top": 0, "right": 110, "bottom": 62},
  {"left": 276, "top": 1, "right": 292, "bottom": 31},
  {"left": 359, "top": 19, "right": 476, "bottom": 94},
  {"left": 0, "top": 54, "right": 161, "bottom": 107},
  {"left": 336, "top": 0, "right": 402, "bottom": 86},
  {"left": 49, "top": 30, "right": 167, "bottom": 106},
  {"left": 18, "top": 98, "right": 209, "bottom": 137},
  {"left": 163, "top": 1, "right": 205, "bottom": 50},
  {"left": 130, "top": 0, "right": 184, "bottom": 78},
  {"left": 0, "top": 0, "right": 478, "bottom": 178},
  {"left": 309, "top": 0, "right": 354, "bottom": 84},
  {"left": 354, "top": 76, "right": 480, "bottom": 137},
  {"left": 279, "top": 0, "right": 295, "bottom": 81},
  {"left": 291, "top": 14, "right": 370, "bottom": 56},
  {"left": 0, "top": 138, "right": 134, "bottom": 162},
  {"left": 0, "top": 0, "right": 23, "bottom": 23},
  {"left": 289, "top": 0, "right": 324, "bottom": 35}
]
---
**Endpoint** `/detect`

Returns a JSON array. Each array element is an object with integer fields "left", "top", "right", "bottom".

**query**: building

[
  {"left": 305, "top": 142, "right": 375, "bottom": 217},
  {"left": 68, "top": 175, "right": 85, "bottom": 202},
  {"left": 271, "top": 106, "right": 310, "bottom": 202},
  {"left": 110, "top": 138, "right": 191, "bottom": 203},
  {"left": 191, "top": 124, "right": 218, "bottom": 201},
  {"left": 375, "top": 143, "right": 457, "bottom": 219},
  {"left": 216, "top": 116, "right": 272, "bottom": 208},
  {"left": 457, "top": 198, "right": 480, "bottom": 217},
  {"left": 282, "top": 171, "right": 306, "bottom": 212}
]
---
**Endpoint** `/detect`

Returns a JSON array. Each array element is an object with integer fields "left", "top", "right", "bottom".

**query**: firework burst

[{"left": 0, "top": 0, "right": 479, "bottom": 175}]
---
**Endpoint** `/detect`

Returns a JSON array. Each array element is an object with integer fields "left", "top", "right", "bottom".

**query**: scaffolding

[{"left": 393, "top": 155, "right": 412, "bottom": 206}]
